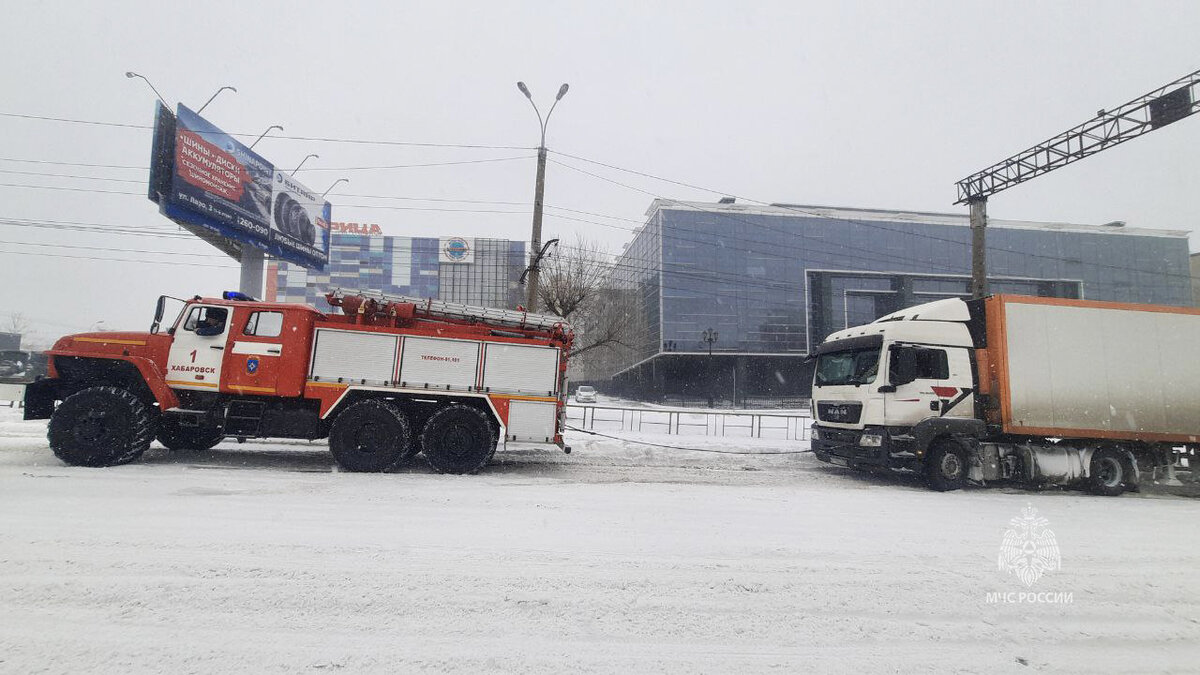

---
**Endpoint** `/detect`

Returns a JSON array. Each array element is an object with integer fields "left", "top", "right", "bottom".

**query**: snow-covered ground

[{"left": 2, "top": 407, "right": 1199, "bottom": 673}]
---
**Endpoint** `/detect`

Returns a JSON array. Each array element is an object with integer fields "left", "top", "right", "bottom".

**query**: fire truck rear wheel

[
  {"left": 328, "top": 399, "right": 412, "bottom": 472},
  {"left": 156, "top": 419, "right": 225, "bottom": 452},
  {"left": 421, "top": 405, "right": 497, "bottom": 475},
  {"left": 48, "top": 386, "right": 156, "bottom": 467}
]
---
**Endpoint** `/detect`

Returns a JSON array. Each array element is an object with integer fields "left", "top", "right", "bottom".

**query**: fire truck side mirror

[{"left": 150, "top": 296, "right": 166, "bottom": 334}]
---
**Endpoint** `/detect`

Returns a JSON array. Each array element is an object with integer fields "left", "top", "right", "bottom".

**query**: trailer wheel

[
  {"left": 1087, "top": 448, "right": 1128, "bottom": 496},
  {"left": 48, "top": 386, "right": 156, "bottom": 467},
  {"left": 156, "top": 418, "right": 224, "bottom": 451},
  {"left": 926, "top": 438, "right": 968, "bottom": 491},
  {"left": 421, "top": 405, "right": 496, "bottom": 475},
  {"left": 328, "top": 400, "right": 412, "bottom": 472}
]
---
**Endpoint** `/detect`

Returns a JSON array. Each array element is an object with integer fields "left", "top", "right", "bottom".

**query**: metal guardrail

[{"left": 565, "top": 403, "right": 813, "bottom": 441}]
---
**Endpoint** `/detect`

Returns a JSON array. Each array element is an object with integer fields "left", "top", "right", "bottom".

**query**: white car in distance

[{"left": 575, "top": 386, "right": 597, "bottom": 403}]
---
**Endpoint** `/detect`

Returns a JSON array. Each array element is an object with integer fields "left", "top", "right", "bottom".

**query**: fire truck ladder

[{"left": 327, "top": 289, "right": 571, "bottom": 332}]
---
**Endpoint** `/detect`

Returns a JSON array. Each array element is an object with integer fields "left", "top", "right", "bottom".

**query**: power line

[
  {"left": 0, "top": 152, "right": 1187, "bottom": 286},
  {"left": 0, "top": 182, "right": 535, "bottom": 215},
  {"left": 0, "top": 111, "right": 532, "bottom": 151},
  {"left": 0, "top": 239, "right": 229, "bottom": 258},
  {"left": 0, "top": 154, "right": 533, "bottom": 173},
  {"left": 547, "top": 154, "right": 1195, "bottom": 285},
  {"left": 0, "top": 250, "right": 238, "bottom": 269},
  {"left": 0, "top": 156, "right": 146, "bottom": 170},
  {"left": 0, "top": 168, "right": 145, "bottom": 183}
]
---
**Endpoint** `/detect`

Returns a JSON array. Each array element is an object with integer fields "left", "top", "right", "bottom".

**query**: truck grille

[{"left": 816, "top": 401, "right": 862, "bottom": 424}]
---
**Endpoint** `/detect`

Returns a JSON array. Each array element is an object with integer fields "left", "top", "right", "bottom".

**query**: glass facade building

[
  {"left": 270, "top": 234, "right": 526, "bottom": 312},
  {"left": 594, "top": 200, "right": 1192, "bottom": 400}
]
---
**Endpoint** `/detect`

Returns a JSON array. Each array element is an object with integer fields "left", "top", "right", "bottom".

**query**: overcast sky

[{"left": 3, "top": 0, "right": 1199, "bottom": 344}]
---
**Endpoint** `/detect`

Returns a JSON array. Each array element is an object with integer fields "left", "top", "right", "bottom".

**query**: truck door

[
  {"left": 884, "top": 345, "right": 949, "bottom": 425},
  {"left": 166, "top": 305, "right": 232, "bottom": 392},
  {"left": 222, "top": 309, "right": 287, "bottom": 397},
  {"left": 885, "top": 345, "right": 975, "bottom": 422}
]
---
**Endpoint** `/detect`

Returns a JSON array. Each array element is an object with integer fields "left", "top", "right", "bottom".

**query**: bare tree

[
  {"left": 3, "top": 313, "right": 31, "bottom": 337},
  {"left": 535, "top": 237, "right": 633, "bottom": 361},
  {"left": 537, "top": 237, "right": 608, "bottom": 320},
  {"left": 1, "top": 312, "right": 49, "bottom": 351}
]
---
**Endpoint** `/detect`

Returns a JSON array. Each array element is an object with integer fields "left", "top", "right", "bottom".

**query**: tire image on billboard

[{"left": 273, "top": 192, "right": 316, "bottom": 245}]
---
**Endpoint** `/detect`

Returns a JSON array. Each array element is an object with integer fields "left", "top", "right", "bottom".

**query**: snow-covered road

[{"left": 2, "top": 410, "right": 1199, "bottom": 673}]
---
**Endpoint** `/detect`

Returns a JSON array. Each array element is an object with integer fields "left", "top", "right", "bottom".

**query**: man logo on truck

[{"left": 998, "top": 504, "right": 1061, "bottom": 587}]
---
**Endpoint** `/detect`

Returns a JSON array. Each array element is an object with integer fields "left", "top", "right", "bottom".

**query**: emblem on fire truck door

[{"left": 246, "top": 357, "right": 259, "bottom": 374}]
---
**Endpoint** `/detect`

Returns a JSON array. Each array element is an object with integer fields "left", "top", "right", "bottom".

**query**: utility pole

[
  {"left": 956, "top": 68, "right": 1200, "bottom": 298},
  {"left": 516, "top": 81, "right": 569, "bottom": 312},
  {"left": 969, "top": 198, "right": 988, "bottom": 299}
]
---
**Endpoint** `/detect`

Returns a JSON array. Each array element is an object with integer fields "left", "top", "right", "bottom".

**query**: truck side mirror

[
  {"left": 150, "top": 295, "right": 166, "bottom": 334},
  {"left": 889, "top": 346, "right": 917, "bottom": 386}
]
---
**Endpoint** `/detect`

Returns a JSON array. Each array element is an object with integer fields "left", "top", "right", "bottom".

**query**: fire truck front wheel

[
  {"left": 421, "top": 405, "right": 497, "bottom": 475},
  {"left": 48, "top": 386, "right": 157, "bottom": 467},
  {"left": 328, "top": 399, "right": 412, "bottom": 472}
]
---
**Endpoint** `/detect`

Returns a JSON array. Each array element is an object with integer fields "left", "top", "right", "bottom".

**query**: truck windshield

[{"left": 814, "top": 348, "right": 880, "bottom": 386}]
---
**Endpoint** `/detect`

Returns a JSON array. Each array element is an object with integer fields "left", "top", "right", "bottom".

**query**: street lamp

[
  {"left": 124, "top": 71, "right": 169, "bottom": 107},
  {"left": 292, "top": 154, "right": 319, "bottom": 175},
  {"left": 250, "top": 124, "right": 284, "bottom": 149},
  {"left": 196, "top": 85, "right": 237, "bottom": 114},
  {"left": 321, "top": 178, "right": 349, "bottom": 199},
  {"left": 701, "top": 328, "right": 718, "bottom": 407},
  {"left": 516, "top": 81, "right": 570, "bottom": 312}
]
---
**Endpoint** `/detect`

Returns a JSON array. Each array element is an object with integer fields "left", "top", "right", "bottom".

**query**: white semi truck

[{"left": 810, "top": 294, "right": 1199, "bottom": 495}]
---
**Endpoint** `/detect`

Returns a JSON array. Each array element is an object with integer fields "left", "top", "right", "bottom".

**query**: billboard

[{"left": 148, "top": 103, "right": 331, "bottom": 270}]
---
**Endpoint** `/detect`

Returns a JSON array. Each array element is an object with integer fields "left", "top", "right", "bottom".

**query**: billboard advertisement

[{"left": 148, "top": 103, "right": 330, "bottom": 270}]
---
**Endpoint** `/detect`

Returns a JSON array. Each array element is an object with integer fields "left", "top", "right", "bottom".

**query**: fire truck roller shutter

[
  {"left": 310, "top": 329, "right": 398, "bottom": 384},
  {"left": 399, "top": 337, "right": 479, "bottom": 389},
  {"left": 482, "top": 343, "right": 560, "bottom": 395}
]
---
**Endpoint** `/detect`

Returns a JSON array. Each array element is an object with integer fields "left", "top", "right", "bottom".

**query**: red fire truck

[{"left": 23, "top": 290, "right": 574, "bottom": 474}]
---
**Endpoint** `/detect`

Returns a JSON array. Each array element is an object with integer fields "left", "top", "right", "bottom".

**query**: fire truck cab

[{"left": 24, "top": 291, "right": 574, "bottom": 474}]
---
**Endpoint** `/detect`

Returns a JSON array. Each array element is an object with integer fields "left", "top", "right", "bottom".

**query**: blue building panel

[{"left": 273, "top": 234, "right": 525, "bottom": 312}]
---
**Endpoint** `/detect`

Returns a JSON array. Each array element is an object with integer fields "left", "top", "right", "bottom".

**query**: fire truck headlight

[{"left": 858, "top": 433, "right": 883, "bottom": 447}]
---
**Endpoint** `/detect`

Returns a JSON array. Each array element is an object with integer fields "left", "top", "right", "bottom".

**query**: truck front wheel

[
  {"left": 328, "top": 400, "right": 412, "bottom": 472},
  {"left": 48, "top": 386, "right": 156, "bottom": 467},
  {"left": 926, "top": 438, "right": 968, "bottom": 491},
  {"left": 421, "top": 405, "right": 496, "bottom": 475},
  {"left": 1087, "top": 447, "right": 1128, "bottom": 496}
]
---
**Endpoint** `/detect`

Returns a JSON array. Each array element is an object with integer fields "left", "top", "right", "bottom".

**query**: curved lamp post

[
  {"left": 197, "top": 85, "right": 236, "bottom": 114},
  {"left": 124, "top": 71, "right": 169, "bottom": 107},
  {"left": 292, "top": 154, "right": 319, "bottom": 175}
]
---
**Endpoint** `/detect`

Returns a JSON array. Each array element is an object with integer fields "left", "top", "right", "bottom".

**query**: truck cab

[
  {"left": 810, "top": 298, "right": 981, "bottom": 487},
  {"left": 162, "top": 297, "right": 319, "bottom": 399}
]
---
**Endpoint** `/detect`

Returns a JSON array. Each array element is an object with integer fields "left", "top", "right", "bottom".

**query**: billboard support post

[{"left": 240, "top": 248, "right": 265, "bottom": 298}]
